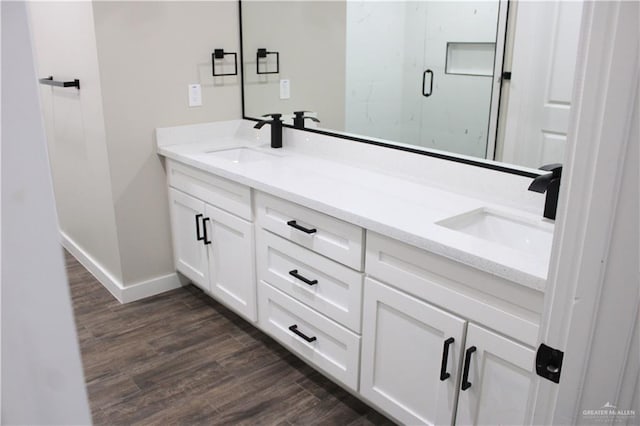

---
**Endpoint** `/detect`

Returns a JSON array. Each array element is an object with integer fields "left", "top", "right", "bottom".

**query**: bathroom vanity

[{"left": 157, "top": 120, "right": 553, "bottom": 425}]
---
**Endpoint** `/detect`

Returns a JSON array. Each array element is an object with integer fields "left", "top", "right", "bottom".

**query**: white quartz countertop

[{"left": 157, "top": 122, "right": 552, "bottom": 291}]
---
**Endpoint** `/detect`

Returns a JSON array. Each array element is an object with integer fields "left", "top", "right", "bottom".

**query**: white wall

[
  {"left": 242, "top": 1, "right": 346, "bottom": 129},
  {"left": 1, "top": 1, "right": 91, "bottom": 423},
  {"left": 92, "top": 1, "right": 241, "bottom": 285},
  {"left": 575, "top": 82, "right": 638, "bottom": 423},
  {"left": 29, "top": 1, "right": 124, "bottom": 284},
  {"left": 28, "top": 1, "right": 242, "bottom": 297}
]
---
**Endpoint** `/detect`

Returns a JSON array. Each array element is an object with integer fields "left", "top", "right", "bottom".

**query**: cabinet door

[
  {"left": 205, "top": 203, "right": 256, "bottom": 322},
  {"left": 455, "top": 324, "right": 536, "bottom": 426},
  {"left": 361, "top": 278, "right": 467, "bottom": 425},
  {"left": 168, "top": 188, "right": 208, "bottom": 290}
]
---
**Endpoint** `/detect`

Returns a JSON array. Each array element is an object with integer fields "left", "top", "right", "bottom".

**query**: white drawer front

[
  {"left": 258, "top": 281, "right": 361, "bottom": 391},
  {"left": 167, "top": 160, "right": 252, "bottom": 220},
  {"left": 366, "top": 232, "right": 542, "bottom": 346},
  {"left": 257, "top": 230, "right": 363, "bottom": 332},
  {"left": 256, "top": 192, "right": 364, "bottom": 270}
]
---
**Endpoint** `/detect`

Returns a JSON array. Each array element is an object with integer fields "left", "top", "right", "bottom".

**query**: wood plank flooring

[{"left": 65, "top": 250, "right": 395, "bottom": 425}]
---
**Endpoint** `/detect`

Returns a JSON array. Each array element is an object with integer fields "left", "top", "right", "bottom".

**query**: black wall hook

[
  {"left": 256, "top": 48, "right": 279, "bottom": 75},
  {"left": 212, "top": 49, "right": 238, "bottom": 76}
]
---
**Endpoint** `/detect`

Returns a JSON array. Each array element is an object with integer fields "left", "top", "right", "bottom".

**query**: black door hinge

[
  {"left": 536, "top": 343, "right": 564, "bottom": 383},
  {"left": 502, "top": 71, "right": 512, "bottom": 80}
]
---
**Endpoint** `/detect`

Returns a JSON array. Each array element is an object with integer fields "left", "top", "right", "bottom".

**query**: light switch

[
  {"left": 188, "top": 83, "right": 202, "bottom": 107},
  {"left": 280, "top": 79, "right": 290, "bottom": 99}
]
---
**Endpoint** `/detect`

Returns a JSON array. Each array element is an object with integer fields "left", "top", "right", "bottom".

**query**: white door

[
  {"left": 360, "top": 278, "right": 467, "bottom": 425},
  {"left": 455, "top": 323, "right": 536, "bottom": 426},
  {"left": 500, "top": 1, "right": 583, "bottom": 168},
  {"left": 418, "top": 1, "right": 503, "bottom": 158},
  {"left": 168, "top": 188, "right": 209, "bottom": 290},
  {"left": 205, "top": 203, "right": 257, "bottom": 322}
]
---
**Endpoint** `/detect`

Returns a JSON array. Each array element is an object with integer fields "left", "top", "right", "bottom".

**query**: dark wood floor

[{"left": 65, "top": 250, "right": 394, "bottom": 425}]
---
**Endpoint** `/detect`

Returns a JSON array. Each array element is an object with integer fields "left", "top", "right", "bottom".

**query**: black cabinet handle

[
  {"left": 440, "top": 337, "right": 455, "bottom": 381},
  {"left": 287, "top": 220, "right": 317, "bottom": 234},
  {"left": 288, "top": 324, "right": 316, "bottom": 343},
  {"left": 289, "top": 269, "right": 318, "bottom": 286},
  {"left": 422, "top": 69, "right": 433, "bottom": 97},
  {"left": 461, "top": 346, "right": 477, "bottom": 391},
  {"left": 195, "top": 214, "right": 204, "bottom": 241},
  {"left": 202, "top": 217, "right": 212, "bottom": 245}
]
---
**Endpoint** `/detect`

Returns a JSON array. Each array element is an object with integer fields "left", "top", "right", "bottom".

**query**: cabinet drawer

[
  {"left": 167, "top": 160, "right": 252, "bottom": 220},
  {"left": 258, "top": 281, "right": 361, "bottom": 391},
  {"left": 366, "top": 232, "right": 543, "bottom": 346},
  {"left": 257, "top": 230, "right": 363, "bottom": 332},
  {"left": 256, "top": 192, "right": 364, "bottom": 270}
]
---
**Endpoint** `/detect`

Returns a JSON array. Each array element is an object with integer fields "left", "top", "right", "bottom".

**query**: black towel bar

[
  {"left": 212, "top": 49, "right": 238, "bottom": 76},
  {"left": 256, "top": 48, "right": 279, "bottom": 75},
  {"left": 39, "top": 76, "right": 80, "bottom": 89}
]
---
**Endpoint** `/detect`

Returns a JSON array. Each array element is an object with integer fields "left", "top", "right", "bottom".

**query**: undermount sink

[
  {"left": 203, "top": 147, "right": 276, "bottom": 164},
  {"left": 437, "top": 208, "right": 554, "bottom": 257}
]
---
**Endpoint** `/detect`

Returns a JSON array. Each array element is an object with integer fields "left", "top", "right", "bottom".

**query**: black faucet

[
  {"left": 293, "top": 111, "right": 320, "bottom": 130},
  {"left": 254, "top": 113, "right": 283, "bottom": 148},
  {"left": 528, "top": 164, "right": 562, "bottom": 220}
]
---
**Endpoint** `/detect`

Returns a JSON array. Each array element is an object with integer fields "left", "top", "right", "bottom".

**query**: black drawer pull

[
  {"left": 461, "top": 346, "right": 477, "bottom": 391},
  {"left": 202, "top": 217, "right": 212, "bottom": 245},
  {"left": 440, "top": 337, "right": 455, "bottom": 381},
  {"left": 289, "top": 269, "right": 318, "bottom": 286},
  {"left": 195, "top": 214, "right": 204, "bottom": 241},
  {"left": 288, "top": 324, "right": 316, "bottom": 343},
  {"left": 287, "top": 220, "right": 317, "bottom": 234}
]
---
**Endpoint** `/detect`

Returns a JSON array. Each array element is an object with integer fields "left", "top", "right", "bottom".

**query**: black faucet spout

[
  {"left": 528, "top": 173, "right": 553, "bottom": 193},
  {"left": 254, "top": 113, "right": 283, "bottom": 148},
  {"left": 293, "top": 111, "right": 320, "bottom": 129},
  {"left": 528, "top": 163, "right": 563, "bottom": 220},
  {"left": 253, "top": 120, "right": 268, "bottom": 130}
]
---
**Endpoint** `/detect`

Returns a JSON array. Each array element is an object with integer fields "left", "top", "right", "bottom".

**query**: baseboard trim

[
  {"left": 60, "top": 231, "right": 124, "bottom": 301},
  {"left": 60, "top": 231, "right": 181, "bottom": 304},
  {"left": 120, "top": 272, "right": 182, "bottom": 304}
]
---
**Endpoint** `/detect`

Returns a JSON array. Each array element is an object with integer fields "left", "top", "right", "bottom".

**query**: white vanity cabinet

[
  {"left": 168, "top": 188, "right": 209, "bottom": 290},
  {"left": 204, "top": 203, "right": 255, "bottom": 321},
  {"left": 167, "top": 160, "right": 256, "bottom": 322},
  {"left": 360, "top": 278, "right": 467, "bottom": 425},
  {"left": 254, "top": 192, "right": 365, "bottom": 391},
  {"left": 161, "top": 152, "right": 544, "bottom": 425},
  {"left": 362, "top": 233, "right": 541, "bottom": 425},
  {"left": 360, "top": 278, "right": 537, "bottom": 425},
  {"left": 455, "top": 324, "right": 536, "bottom": 426}
]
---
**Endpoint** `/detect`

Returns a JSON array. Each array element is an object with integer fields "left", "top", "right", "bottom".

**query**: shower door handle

[{"left": 422, "top": 69, "right": 433, "bottom": 97}]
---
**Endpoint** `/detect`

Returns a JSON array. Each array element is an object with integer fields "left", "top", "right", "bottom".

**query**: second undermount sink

[
  {"left": 203, "top": 147, "right": 276, "bottom": 164},
  {"left": 437, "top": 208, "right": 554, "bottom": 257}
]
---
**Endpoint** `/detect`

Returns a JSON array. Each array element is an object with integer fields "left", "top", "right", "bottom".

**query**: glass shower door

[{"left": 418, "top": 1, "right": 501, "bottom": 158}]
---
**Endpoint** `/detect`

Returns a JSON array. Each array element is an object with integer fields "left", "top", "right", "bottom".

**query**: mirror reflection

[{"left": 241, "top": 0, "right": 583, "bottom": 170}]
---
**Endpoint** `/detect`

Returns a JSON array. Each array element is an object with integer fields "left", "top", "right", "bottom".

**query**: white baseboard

[
  {"left": 60, "top": 231, "right": 182, "bottom": 304},
  {"left": 119, "top": 272, "right": 182, "bottom": 304}
]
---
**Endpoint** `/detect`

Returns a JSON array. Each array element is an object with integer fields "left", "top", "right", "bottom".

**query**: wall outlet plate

[
  {"left": 280, "top": 79, "right": 290, "bottom": 100},
  {"left": 188, "top": 83, "right": 202, "bottom": 107}
]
